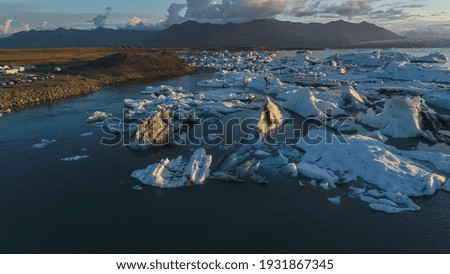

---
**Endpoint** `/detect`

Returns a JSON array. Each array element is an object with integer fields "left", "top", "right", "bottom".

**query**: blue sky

[{"left": 1, "top": 0, "right": 449, "bottom": 35}]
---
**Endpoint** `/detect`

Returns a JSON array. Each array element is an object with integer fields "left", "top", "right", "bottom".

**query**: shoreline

[{"left": 0, "top": 47, "right": 196, "bottom": 110}]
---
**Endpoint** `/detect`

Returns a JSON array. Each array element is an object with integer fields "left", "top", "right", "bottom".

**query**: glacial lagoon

[{"left": 1, "top": 49, "right": 450, "bottom": 253}]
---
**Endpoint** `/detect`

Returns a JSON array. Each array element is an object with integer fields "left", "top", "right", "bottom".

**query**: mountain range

[{"left": 0, "top": 19, "right": 401, "bottom": 49}]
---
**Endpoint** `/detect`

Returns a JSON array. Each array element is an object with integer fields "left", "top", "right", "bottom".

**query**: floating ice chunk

[
  {"left": 131, "top": 148, "right": 212, "bottom": 188},
  {"left": 210, "top": 172, "right": 245, "bottom": 183},
  {"left": 132, "top": 185, "right": 143, "bottom": 191},
  {"left": 195, "top": 88, "right": 255, "bottom": 101},
  {"left": 367, "top": 189, "right": 385, "bottom": 198},
  {"left": 256, "top": 97, "right": 290, "bottom": 134},
  {"left": 360, "top": 96, "right": 423, "bottom": 138},
  {"left": 130, "top": 109, "right": 171, "bottom": 148},
  {"left": 235, "top": 159, "right": 260, "bottom": 179},
  {"left": 281, "top": 88, "right": 346, "bottom": 119},
  {"left": 341, "top": 86, "right": 369, "bottom": 110},
  {"left": 414, "top": 52, "right": 448, "bottom": 63},
  {"left": 361, "top": 96, "right": 450, "bottom": 142},
  {"left": 310, "top": 180, "right": 317, "bottom": 186},
  {"left": 246, "top": 75, "right": 284, "bottom": 94},
  {"left": 296, "top": 162, "right": 338, "bottom": 187},
  {"left": 368, "top": 203, "right": 405, "bottom": 214},
  {"left": 422, "top": 90, "right": 450, "bottom": 111},
  {"left": 187, "top": 148, "right": 213, "bottom": 184},
  {"left": 87, "top": 111, "right": 112, "bottom": 123},
  {"left": 80, "top": 132, "right": 94, "bottom": 137},
  {"left": 284, "top": 163, "right": 299, "bottom": 177},
  {"left": 217, "top": 146, "right": 252, "bottom": 172},
  {"left": 327, "top": 196, "right": 341, "bottom": 205},
  {"left": 349, "top": 187, "right": 366, "bottom": 198},
  {"left": 372, "top": 61, "right": 450, "bottom": 83},
  {"left": 395, "top": 149, "right": 450, "bottom": 175},
  {"left": 254, "top": 149, "right": 271, "bottom": 157},
  {"left": 61, "top": 155, "right": 89, "bottom": 161},
  {"left": 32, "top": 139, "right": 56, "bottom": 149},
  {"left": 320, "top": 182, "right": 334, "bottom": 190},
  {"left": 366, "top": 192, "right": 420, "bottom": 213},
  {"left": 298, "top": 180, "right": 305, "bottom": 187},
  {"left": 297, "top": 130, "right": 446, "bottom": 197},
  {"left": 362, "top": 131, "right": 388, "bottom": 142},
  {"left": 443, "top": 179, "right": 450, "bottom": 192},
  {"left": 141, "top": 85, "right": 178, "bottom": 95}
]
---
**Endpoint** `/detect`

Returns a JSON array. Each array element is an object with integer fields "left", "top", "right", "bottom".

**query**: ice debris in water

[
  {"left": 297, "top": 130, "right": 447, "bottom": 197},
  {"left": 61, "top": 155, "right": 90, "bottom": 161},
  {"left": 131, "top": 148, "right": 212, "bottom": 188},
  {"left": 327, "top": 196, "right": 341, "bottom": 205},
  {"left": 87, "top": 111, "right": 112, "bottom": 123},
  {"left": 80, "top": 132, "right": 94, "bottom": 137},
  {"left": 32, "top": 139, "right": 56, "bottom": 149}
]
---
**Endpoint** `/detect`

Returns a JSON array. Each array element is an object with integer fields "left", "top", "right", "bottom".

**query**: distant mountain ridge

[
  {"left": 145, "top": 19, "right": 401, "bottom": 49},
  {"left": 0, "top": 19, "right": 401, "bottom": 49},
  {"left": 0, "top": 28, "right": 156, "bottom": 49}
]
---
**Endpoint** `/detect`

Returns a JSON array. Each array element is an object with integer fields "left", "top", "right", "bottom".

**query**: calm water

[{"left": 1, "top": 63, "right": 450, "bottom": 253}]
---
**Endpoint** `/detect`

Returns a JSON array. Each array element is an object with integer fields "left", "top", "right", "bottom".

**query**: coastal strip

[{"left": 0, "top": 47, "right": 195, "bottom": 110}]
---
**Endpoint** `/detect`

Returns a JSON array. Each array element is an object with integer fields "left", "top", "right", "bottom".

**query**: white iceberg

[
  {"left": 131, "top": 148, "right": 212, "bottom": 188},
  {"left": 297, "top": 130, "right": 446, "bottom": 197},
  {"left": 281, "top": 88, "right": 347, "bottom": 119},
  {"left": 360, "top": 96, "right": 423, "bottom": 138}
]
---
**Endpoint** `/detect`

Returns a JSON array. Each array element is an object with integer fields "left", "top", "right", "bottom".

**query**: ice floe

[
  {"left": 360, "top": 96, "right": 450, "bottom": 142},
  {"left": 87, "top": 111, "right": 112, "bottom": 123},
  {"left": 32, "top": 139, "right": 56, "bottom": 149},
  {"left": 131, "top": 148, "right": 212, "bottom": 188},
  {"left": 297, "top": 130, "right": 446, "bottom": 197},
  {"left": 80, "top": 132, "right": 94, "bottom": 137},
  {"left": 327, "top": 196, "right": 341, "bottom": 205}
]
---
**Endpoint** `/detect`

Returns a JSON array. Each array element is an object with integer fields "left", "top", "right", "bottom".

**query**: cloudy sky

[{"left": 0, "top": 0, "right": 449, "bottom": 35}]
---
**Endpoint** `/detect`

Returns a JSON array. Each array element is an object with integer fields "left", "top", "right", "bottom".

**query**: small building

[
  {"left": 0, "top": 64, "right": 10, "bottom": 70},
  {"left": 2, "top": 69, "right": 19, "bottom": 75},
  {"left": 13, "top": 66, "right": 26, "bottom": 72}
]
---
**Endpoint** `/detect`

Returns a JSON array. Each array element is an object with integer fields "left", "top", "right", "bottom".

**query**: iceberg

[
  {"left": 297, "top": 130, "right": 446, "bottom": 197},
  {"left": 281, "top": 88, "right": 347, "bottom": 119},
  {"left": 130, "top": 109, "right": 171, "bottom": 148},
  {"left": 360, "top": 96, "right": 450, "bottom": 142},
  {"left": 131, "top": 148, "right": 212, "bottom": 188},
  {"left": 296, "top": 161, "right": 339, "bottom": 188},
  {"left": 87, "top": 111, "right": 112, "bottom": 123},
  {"left": 256, "top": 97, "right": 290, "bottom": 134},
  {"left": 340, "top": 86, "right": 370, "bottom": 110}
]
